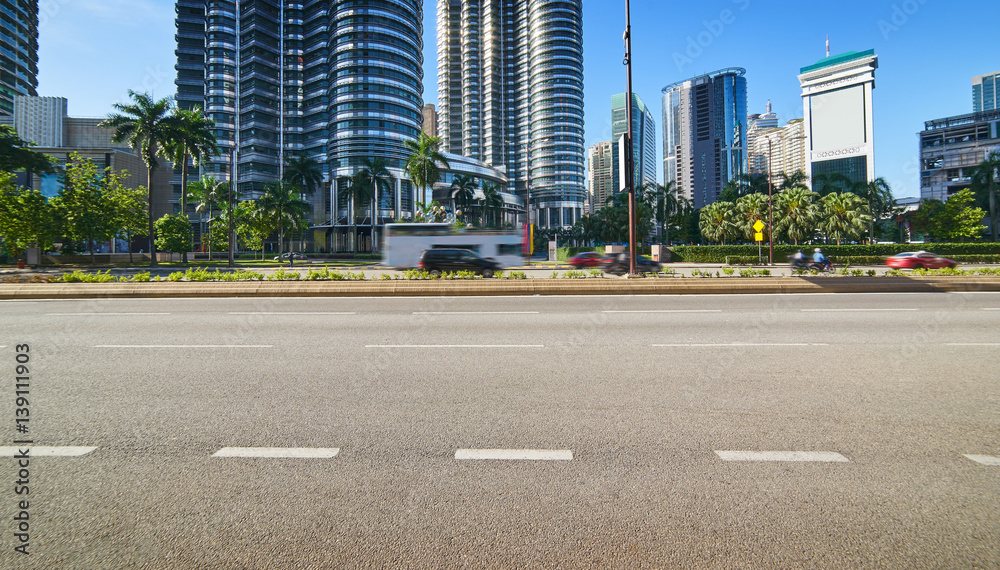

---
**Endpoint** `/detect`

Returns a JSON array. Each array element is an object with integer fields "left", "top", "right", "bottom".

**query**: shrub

[{"left": 562, "top": 270, "right": 587, "bottom": 278}]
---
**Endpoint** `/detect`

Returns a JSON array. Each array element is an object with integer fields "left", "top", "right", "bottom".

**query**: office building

[
  {"left": 919, "top": 109, "right": 1000, "bottom": 201},
  {"left": 175, "top": 0, "right": 425, "bottom": 252},
  {"left": 973, "top": 71, "right": 999, "bottom": 113},
  {"left": 747, "top": 100, "right": 778, "bottom": 174},
  {"left": 750, "top": 118, "right": 807, "bottom": 180},
  {"left": 661, "top": 67, "right": 748, "bottom": 209},
  {"left": 587, "top": 140, "right": 613, "bottom": 213},
  {"left": 798, "top": 49, "right": 878, "bottom": 186},
  {"left": 0, "top": 0, "right": 38, "bottom": 116},
  {"left": 422, "top": 104, "right": 438, "bottom": 138},
  {"left": 610, "top": 92, "right": 656, "bottom": 193},
  {"left": 436, "top": 0, "right": 586, "bottom": 230}
]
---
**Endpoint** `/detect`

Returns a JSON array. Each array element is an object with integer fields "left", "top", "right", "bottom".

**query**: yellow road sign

[
  {"left": 754, "top": 232, "right": 764, "bottom": 242},
  {"left": 753, "top": 220, "right": 765, "bottom": 232}
]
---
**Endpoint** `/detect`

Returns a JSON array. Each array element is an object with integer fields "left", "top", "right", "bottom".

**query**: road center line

[
  {"left": 413, "top": 311, "right": 540, "bottom": 315},
  {"left": 94, "top": 345, "right": 272, "bottom": 348},
  {"left": 981, "top": 308, "right": 1000, "bottom": 311},
  {"left": 212, "top": 447, "right": 340, "bottom": 458},
  {"left": 801, "top": 308, "right": 919, "bottom": 312},
  {"left": 654, "top": 343, "right": 828, "bottom": 347},
  {"left": 603, "top": 310, "right": 722, "bottom": 313},
  {"left": 228, "top": 312, "right": 356, "bottom": 315},
  {"left": 366, "top": 344, "right": 544, "bottom": 348},
  {"left": 47, "top": 313, "right": 171, "bottom": 316},
  {"left": 715, "top": 451, "right": 849, "bottom": 462},
  {"left": 964, "top": 454, "right": 1000, "bottom": 466},
  {"left": 455, "top": 449, "right": 573, "bottom": 461},
  {"left": 946, "top": 343, "right": 1000, "bottom": 347},
  {"left": 0, "top": 446, "right": 97, "bottom": 457}
]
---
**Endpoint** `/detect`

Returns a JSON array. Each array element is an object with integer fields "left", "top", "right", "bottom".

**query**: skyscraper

[
  {"left": 747, "top": 100, "right": 778, "bottom": 174},
  {"left": 587, "top": 140, "right": 613, "bottom": 213},
  {"left": 661, "top": 68, "right": 747, "bottom": 209},
  {"left": 610, "top": 92, "right": 656, "bottom": 193},
  {"left": 973, "top": 71, "right": 999, "bottom": 113},
  {"left": 436, "top": 0, "right": 586, "bottom": 230},
  {"left": 0, "top": 0, "right": 39, "bottom": 116},
  {"left": 175, "top": 0, "right": 424, "bottom": 252}
]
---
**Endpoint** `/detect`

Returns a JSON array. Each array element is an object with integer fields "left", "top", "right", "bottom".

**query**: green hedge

[{"left": 671, "top": 244, "right": 1000, "bottom": 263}]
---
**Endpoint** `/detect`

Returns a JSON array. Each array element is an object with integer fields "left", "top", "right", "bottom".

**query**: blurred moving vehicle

[
  {"left": 885, "top": 251, "right": 957, "bottom": 269},
  {"left": 382, "top": 223, "right": 523, "bottom": 269},
  {"left": 602, "top": 253, "right": 662, "bottom": 275},
  {"left": 273, "top": 252, "right": 307, "bottom": 261},
  {"left": 417, "top": 248, "right": 503, "bottom": 278},
  {"left": 568, "top": 252, "right": 604, "bottom": 268}
]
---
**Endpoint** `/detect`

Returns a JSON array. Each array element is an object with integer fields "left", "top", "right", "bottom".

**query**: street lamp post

[
  {"left": 623, "top": 0, "right": 637, "bottom": 275},
  {"left": 506, "top": 139, "right": 532, "bottom": 257},
  {"left": 767, "top": 138, "right": 774, "bottom": 266}
]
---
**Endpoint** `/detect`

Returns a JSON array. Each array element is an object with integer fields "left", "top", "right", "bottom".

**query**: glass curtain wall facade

[
  {"left": 0, "top": 0, "right": 38, "bottom": 116},
  {"left": 973, "top": 72, "right": 999, "bottom": 113},
  {"left": 661, "top": 68, "right": 747, "bottom": 209},
  {"left": 176, "top": 0, "right": 423, "bottom": 252},
  {"left": 437, "top": 0, "right": 585, "bottom": 230},
  {"left": 610, "top": 92, "right": 656, "bottom": 194}
]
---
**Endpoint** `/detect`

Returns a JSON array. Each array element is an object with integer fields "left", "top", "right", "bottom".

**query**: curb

[{"left": 2, "top": 276, "right": 1000, "bottom": 299}]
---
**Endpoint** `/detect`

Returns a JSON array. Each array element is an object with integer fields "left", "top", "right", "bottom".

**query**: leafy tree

[
  {"left": 163, "top": 106, "right": 218, "bottom": 262},
  {"left": 0, "top": 173, "right": 59, "bottom": 257},
  {"left": 0, "top": 125, "right": 56, "bottom": 175},
  {"left": 154, "top": 214, "right": 193, "bottom": 256},
  {"left": 404, "top": 132, "right": 449, "bottom": 207},
  {"left": 450, "top": 174, "right": 477, "bottom": 222},
  {"left": 773, "top": 187, "right": 818, "bottom": 245},
  {"left": 258, "top": 182, "right": 309, "bottom": 258},
  {"left": 699, "top": 201, "right": 739, "bottom": 245},
  {"left": 970, "top": 150, "right": 1000, "bottom": 241},
  {"left": 109, "top": 183, "right": 149, "bottom": 264},
  {"left": 910, "top": 189, "right": 986, "bottom": 241},
  {"left": 52, "top": 155, "right": 122, "bottom": 264},
  {"left": 819, "top": 192, "right": 870, "bottom": 245},
  {"left": 851, "top": 177, "right": 894, "bottom": 243},
  {"left": 811, "top": 172, "right": 852, "bottom": 196},
  {"left": 100, "top": 90, "right": 178, "bottom": 265}
]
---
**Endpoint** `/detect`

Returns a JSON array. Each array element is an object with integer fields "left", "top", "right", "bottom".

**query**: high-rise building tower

[
  {"left": 973, "top": 71, "right": 999, "bottom": 113},
  {"left": 661, "top": 68, "right": 747, "bottom": 209},
  {"left": 747, "top": 100, "right": 778, "bottom": 174},
  {"left": 0, "top": 0, "right": 39, "bottom": 116},
  {"left": 436, "top": 0, "right": 586, "bottom": 230},
  {"left": 175, "top": 0, "right": 424, "bottom": 252},
  {"left": 587, "top": 140, "right": 613, "bottom": 213},
  {"left": 610, "top": 92, "right": 656, "bottom": 193}
]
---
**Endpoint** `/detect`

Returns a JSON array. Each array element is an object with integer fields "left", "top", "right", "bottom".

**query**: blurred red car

[
  {"left": 885, "top": 251, "right": 957, "bottom": 269},
  {"left": 568, "top": 252, "right": 605, "bottom": 268}
]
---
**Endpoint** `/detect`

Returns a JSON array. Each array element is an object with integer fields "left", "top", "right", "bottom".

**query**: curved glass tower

[
  {"left": 0, "top": 0, "right": 39, "bottom": 116},
  {"left": 438, "top": 0, "right": 585, "bottom": 229}
]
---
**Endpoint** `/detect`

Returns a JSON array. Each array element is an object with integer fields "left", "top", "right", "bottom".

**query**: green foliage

[
  {"left": 669, "top": 243, "right": 1000, "bottom": 263},
  {"left": 561, "top": 270, "right": 587, "bottom": 278},
  {"left": 57, "top": 270, "right": 118, "bottom": 283},
  {"left": 908, "top": 189, "right": 987, "bottom": 241},
  {"left": 154, "top": 214, "right": 194, "bottom": 255},
  {"left": 302, "top": 267, "right": 365, "bottom": 280},
  {"left": 267, "top": 268, "right": 301, "bottom": 280},
  {"left": 500, "top": 270, "right": 527, "bottom": 279},
  {"left": 131, "top": 271, "right": 151, "bottom": 282},
  {"left": 722, "top": 267, "right": 735, "bottom": 276},
  {"left": 54, "top": 155, "right": 126, "bottom": 261},
  {"left": 0, "top": 173, "right": 59, "bottom": 256},
  {"left": 588, "top": 268, "right": 604, "bottom": 277},
  {"left": 0, "top": 125, "right": 56, "bottom": 174}
]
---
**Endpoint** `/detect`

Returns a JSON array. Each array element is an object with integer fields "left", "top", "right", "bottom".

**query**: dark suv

[{"left": 417, "top": 249, "right": 502, "bottom": 278}]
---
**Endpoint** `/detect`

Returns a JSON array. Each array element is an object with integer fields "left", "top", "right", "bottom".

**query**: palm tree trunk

[
  {"left": 990, "top": 180, "right": 997, "bottom": 242},
  {"left": 181, "top": 156, "right": 189, "bottom": 263},
  {"left": 148, "top": 166, "right": 157, "bottom": 267}
]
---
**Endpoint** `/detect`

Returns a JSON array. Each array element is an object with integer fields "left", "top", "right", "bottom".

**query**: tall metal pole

[
  {"left": 624, "top": 0, "right": 637, "bottom": 275},
  {"left": 767, "top": 138, "right": 774, "bottom": 265},
  {"left": 228, "top": 148, "right": 235, "bottom": 268}
]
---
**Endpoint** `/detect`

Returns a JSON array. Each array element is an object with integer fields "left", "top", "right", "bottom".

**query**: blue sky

[{"left": 38, "top": 0, "right": 996, "bottom": 200}]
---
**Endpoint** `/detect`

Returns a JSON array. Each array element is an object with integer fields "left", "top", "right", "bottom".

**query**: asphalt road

[{"left": 1, "top": 293, "right": 998, "bottom": 568}]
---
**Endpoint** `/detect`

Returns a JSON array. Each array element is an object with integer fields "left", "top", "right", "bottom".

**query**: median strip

[
  {"left": 212, "top": 447, "right": 340, "bottom": 459},
  {"left": 455, "top": 449, "right": 573, "bottom": 461},
  {"left": 0, "top": 446, "right": 97, "bottom": 457},
  {"left": 715, "top": 451, "right": 849, "bottom": 462}
]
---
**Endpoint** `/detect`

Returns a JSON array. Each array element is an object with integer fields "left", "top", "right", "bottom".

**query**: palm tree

[
  {"left": 163, "top": 106, "right": 219, "bottom": 262},
  {"left": 257, "top": 182, "right": 310, "bottom": 259},
  {"left": 735, "top": 193, "right": 769, "bottom": 242},
  {"left": 100, "top": 90, "right": 178, "bottom": 265},
  {"left": 819, "top": 192, "right": 870, "bottom": 245},
  {"left": 404, "top": 132, "right": 449, "bottom": 207},
  {"left": 971, "top": 150, "right": 1000, "bottom": 241},
  {"left": 699, "top": 201, "right": 739, "bottom": 245},
  {"left": 450, "top": 174, "right": 477, "bottom": 222},
  {"left": 851, "top": 177, "right": 894, "bottom": 243},
  {"left": 186, "top": 175, "right": 227, "bottom": 260},
  {"left": 642, "top": 181, "right": 686, "bottom": 245},
  {"left": 777, "top": 170, "right": 809, "bottom": 191},
  {"left": 481, "top": 181, "right": 505, "bottom": 227},
  {"left": 349, "top": 157, "right": 393, "bottom": 253},
  {"left": 282, "top": 154, "right": 323, "bottom": 250},
  {"left": 811, "top": 172, "right": 852, "bottom": 196},
  {"left": 773, "top": 187, "right": 818, "bottom": 245}
]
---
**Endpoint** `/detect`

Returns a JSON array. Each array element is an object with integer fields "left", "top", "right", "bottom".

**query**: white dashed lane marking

[
  {"left": 94, "top": 345, "right": 272, "bottom": 348},
  {"left": 603, "top": 310, "right": 722, "bottom": 313},
  {"left": 715, "top": 451, "right": 849, "bottom": 463},
  {"left": 228, "top": 312, "right": 355, "bottom": 315},
  {"left": 801, "top": 308, "right": 919, "bottom": 312},
  {"left": 455, "top": 449, "right": 573, "bottom": 461},
  {"left": 366, "top": 344, "right": 544, "bottom": 348},
  {"left": 654, "top": 343, "right": 828, "bottom": 347},
  {"left": 964, "top": 455, "right": 1000, "bottom": 466},
  {"left": 47, "top": 312, "right": 171, "bottom": 316},
  {"left": 212, "top": 447, "right": 340, "bottom": 459},
  {"left": 0, "top": 446, "right": 97, "bottom": 457},
  {"left": 412, "top": 311, "right": 540, "bottom": 315}
]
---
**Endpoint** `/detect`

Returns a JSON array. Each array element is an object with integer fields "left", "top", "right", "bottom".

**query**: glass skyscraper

[
  {"left": 610, "top": 92, "right": 656, "bottom": 195},
  {"left": 973, "top": 71, "right": 999, "bottom": 113},
  {"left": 175, "top": 0, "right": 424, "bottom": 251},
  {"left": 661, "top": 68, "right": 747, "bottom": 209},
  {"left": 0, "top": 0, "right": 38, "bottom": 116},
  {"left": 437, "top": 0, "right": 586, "bottom": 230}
]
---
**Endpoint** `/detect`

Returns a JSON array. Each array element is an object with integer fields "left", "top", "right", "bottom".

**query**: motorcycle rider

[
  {"left": 812, "top": 247, "right": 832, "bottom": 270},
  {"left": 791, "top": 249, "right": 806, "bottom": 266}
]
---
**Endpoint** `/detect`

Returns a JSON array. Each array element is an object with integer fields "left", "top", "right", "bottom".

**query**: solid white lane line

[
  {"left": 455, "top": 449, "right": 573, "bottom": 461},
  {"left": 654, "top": 343, "right": 828, "bottom": 347},
  {"left": 981, "top": 308, "right": 1000, "bottom": 311},
  {"left": 946, "top": 343, "right": 1000, "bottom": 347},
  {"left": 715, "top": 451, "right": 849, "bottom": 463},
  {"left": 366, "top": 344, "right": 544, "bottom": 348},
  {"left": 228, "top": 312, "right": 355, "bottom": 315},
  {"left": 47, "top": 312, "right": 171, "bottom": 316},
  {"left": 413, "top": 311, "right": 540, "bottom": 314},
  {"left": 603, "top": 310, "right": 722, "bottom": 313},
  {"left": 964, "top": 454, "right": 1000, "bottom": 466},
  {"left": 94, "top": 345, "right": 272, "bottom": 348},
  {"left": 801, "top": 308, "right": 919, "bottom": 312},
  {"left": 212, "top": 447, "right": 340, "bottom": 459},
  {"left": 0, "top": 446, "right": 97, "bottom": 457}
]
